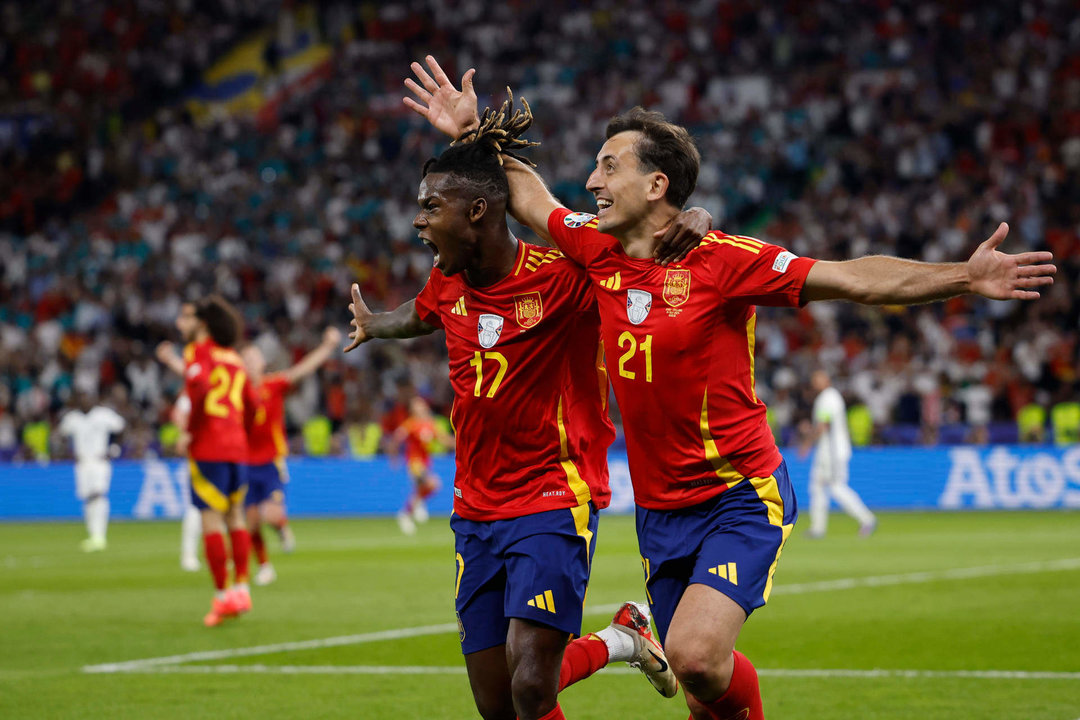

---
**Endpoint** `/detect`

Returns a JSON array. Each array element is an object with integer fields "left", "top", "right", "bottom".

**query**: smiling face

[
  {"left": 585, "top": 131, "right": 667, "bottom": 237},
  {"left": 413, "top": 172, "right": 481, "bottom": 277}
]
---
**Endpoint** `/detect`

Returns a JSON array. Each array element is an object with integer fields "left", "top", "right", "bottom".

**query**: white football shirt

[
  {"left": 58, "top": 407, "right": 126, "bottom": 461},
  {"left": 813, "top": 386, "right": 852, "bottom": 464}
]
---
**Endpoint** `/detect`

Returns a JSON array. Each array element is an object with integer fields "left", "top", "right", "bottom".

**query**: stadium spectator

[{"left": 1, "top": 1, "right": 1077, "bottom": 457}]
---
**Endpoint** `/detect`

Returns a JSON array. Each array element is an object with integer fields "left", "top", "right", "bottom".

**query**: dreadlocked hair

[
  {"left": 422, "top": 139, "right": 511, "bottom": 204},
  {"left": 452, "top": 88, "right": 540, "bottom": 167}
]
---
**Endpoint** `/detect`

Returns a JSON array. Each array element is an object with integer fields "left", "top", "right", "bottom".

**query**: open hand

[
  {"left": 404, "top": 55, "right": 480, "bottom": 139},
  {"left": 345, "top": 284, "right": 374, "bottom": 352},
  {"left": 967, "top": 223, "right": 1055, "bottom": 300}
]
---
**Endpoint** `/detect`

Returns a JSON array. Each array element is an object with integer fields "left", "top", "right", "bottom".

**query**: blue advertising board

[{"left": 1, "top": 445, "right": 1078, "bottom": 521}]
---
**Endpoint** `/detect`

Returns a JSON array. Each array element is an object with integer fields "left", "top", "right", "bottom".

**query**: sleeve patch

[
  {"left": 772, "top": 251, "right": 798, "bottom": 273},
  {"left": 563, "top": 212, "right": 596, "bottom": 228}
]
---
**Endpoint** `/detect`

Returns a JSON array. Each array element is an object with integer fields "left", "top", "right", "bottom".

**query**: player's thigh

[
  {"left": 664, "top": 582, "right": 746, "bottom": 677},
  {"left": 463, "top": 645, "right": 514, "bottom": 720},
  {"left": 501, "top": 503, "right": 597, "bottom": 639},
  {"left": 189, "top": 460, "right": 240, "bottom": 514}
]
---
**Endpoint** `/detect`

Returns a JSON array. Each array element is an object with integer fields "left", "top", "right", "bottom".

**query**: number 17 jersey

[{"left": 414, "top": 238, "right": 614, "bottom": 521}]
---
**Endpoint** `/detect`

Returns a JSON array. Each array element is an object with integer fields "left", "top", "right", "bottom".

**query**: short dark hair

[
  {"left": 422, "top": 140, "right": 509, "bottom": 205},
  {"left": 195, "top": 295, "right": 242, "bottom": 348},
  {"left": 605, "top": 107, "right": 700, "bottom": 209}
]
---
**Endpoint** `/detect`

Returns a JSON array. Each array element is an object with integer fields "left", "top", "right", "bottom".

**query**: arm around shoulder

[{"left": 502, "top": 156, "right": 564, "bottom": 246}]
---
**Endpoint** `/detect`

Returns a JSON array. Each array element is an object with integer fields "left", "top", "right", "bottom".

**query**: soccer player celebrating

[
  {"left": 345, "top": 119, "right": 709, "bottom": 719},
  {"left": 57, "top": 392, "right": 125, "bottom": 552},
  {"left": 180, "top": 295, "right": 255, "bottom": 627},
  {"left": 387, "top": 395, "right": 453, "bottom": 535},
  {"left": 240, "top": 326, "right": 342, "bottom": 585},
  {"left": 405, "top": 57, "right": 1057, "bottom": 719}
]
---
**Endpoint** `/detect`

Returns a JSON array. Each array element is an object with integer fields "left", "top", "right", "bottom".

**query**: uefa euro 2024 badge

[
  {"left": 626, "top": 289, "right": 652, "bottom": 325},
  {"left": 477, "top": 314, "right": 504, "bottom": 348}
]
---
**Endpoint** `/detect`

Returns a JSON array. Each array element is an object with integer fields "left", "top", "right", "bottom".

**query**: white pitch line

[
  {"left": 117, "top": 664, "right": 1080, "bottom": 681},
  {"left": 82, "top": 557, "right": 1080, "bottom": 675}
]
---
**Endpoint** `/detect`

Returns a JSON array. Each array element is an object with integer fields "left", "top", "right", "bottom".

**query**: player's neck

[
  {"left": 464, "top": 230, "right": 518, "bottom": 288},
  {"left": 615, "top": 208, "right": 679, "bottom": 259}
]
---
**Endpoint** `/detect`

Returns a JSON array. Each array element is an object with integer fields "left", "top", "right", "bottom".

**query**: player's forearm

[
  {"left": 805, "top": 256, "right": 970, "bottom": 305},
  {"left": 365, "top": 300, "right": 436, "bottom": 340},
  {"left": 286, "top": 343, "right": 335, "bottom": 383},
  {"left": 160, "top": 355, "right": 185, "bottom": 377},
  {"left": 502, "top": 156, "right": 562, "bottom": 243}
]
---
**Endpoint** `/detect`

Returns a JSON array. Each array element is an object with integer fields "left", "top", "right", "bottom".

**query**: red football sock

[
  {"left": 558, "top": 634, "right": 609, "bottom": 692},
  {"left": 203, "top": 532, "right": 228, "bottom": 591},
  {"left": 251, "top": 526, "right": 268, "bottom": 565},
  {"left": 686, "top": 651, "right": 763, "bottom": 720},
  {"left": 229, "top": 529, "right": 251, "bottom": 584},
  {"left": 274, "top": 517, "right": 289, "bottom": 531},
  {"left": 418, "top": 483, "right": 437, "bottom": 500},
  {"left": 533, "top": 705, "right": 565, "bottom": 720}
]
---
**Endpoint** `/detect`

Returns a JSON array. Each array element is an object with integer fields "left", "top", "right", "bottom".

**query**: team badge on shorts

[
  {"left": 514, "top": 292, "right": 543, "bottom": 329},
  {"left": 562, "top": 212, "right": 596, "bottom": 228},
  {"left": 626, "top": 289, "right": 653, "bottom": 325},
  {"left": 477, "top": 314, "right": 504, "bottom": 348},
  {"left": 663, "top": 269, "right": 691, "bottom": 307}
]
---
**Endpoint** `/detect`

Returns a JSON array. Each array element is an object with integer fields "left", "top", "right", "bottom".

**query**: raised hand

[
  {"left": 322, "top": 325, "right": 342, "bottom": 348},
  {"left": 653, "top": 206, "right": 714, "bottom": 266},
  {"left": 403, "top": 55, "right": 480, "bottom": 139},
  {"left": 967, "top": 223, "right": 1056, "bottom": 300},
  {"left": 345, "top": 284, "right": 374, "bottom": 352}
]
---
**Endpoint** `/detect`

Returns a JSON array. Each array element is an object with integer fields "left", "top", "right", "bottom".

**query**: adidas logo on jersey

[
  {"left": 450, "top": 296, "right": 467, "bottom": 316},
  {"left": 527, "top": 590, "right": 557, "bottom": 613},
  {"left": 707, "top": 562, "right": 739, "bottom": 585},
  {"left": 523, "top": 248, "right": 562, "bottom": 272},
  {"left": 601, "top": 272, "right": 622, "bottom": 290}
]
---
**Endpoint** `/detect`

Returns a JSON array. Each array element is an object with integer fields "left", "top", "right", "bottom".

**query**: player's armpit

[{"left": 503, "top": 156, "right": 564, "bottom": 246}]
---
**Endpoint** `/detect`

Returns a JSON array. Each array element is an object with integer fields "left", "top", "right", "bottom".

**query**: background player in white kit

[
  {"left": 57, "top": 393, "right": 126, "bottom": 552},
  {"left": 804, "top": 370, "right": 876, "bottom": 538}
]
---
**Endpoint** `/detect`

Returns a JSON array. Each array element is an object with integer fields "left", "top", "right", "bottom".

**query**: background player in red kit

[
  {"left": 241, "top": 325, "right": 342, "bottom": 585},
  {"left": 344, "top": 119, "right": 710, "bottom": 719},
  {"left": 407, "top": 59, "right": 1057, "bottom": 720},
  {"left": 388, "top": 395, "right": 453, "bottom": 535},
  {"left": 182, "top": 295, "right": 256, "bottom": 627}
]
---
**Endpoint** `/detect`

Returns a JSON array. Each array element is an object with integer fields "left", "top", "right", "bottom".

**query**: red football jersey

[
  {"left": 548, "top": 208, "right": 816, "bottom": 510},
  {"left": 413, "top": 239, "right": 614, "bottom": 521},
  {"left": 246, "top": 373, "right": 291, "bottom": 465},
  {"left": 400, "top": 417, "right": 436, "bottom": 463},
  {"left": 184, "top": 339, "right": 250, "bottom": 463}
]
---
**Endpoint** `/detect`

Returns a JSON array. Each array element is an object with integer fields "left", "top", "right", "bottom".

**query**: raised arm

[
  {"left": 155, "top": 341, "right": 186, "bottom": 377},
  {"left": 282, "top": 326, "right": 343, "bottom": 385},
  {"left": 802, "top": 223, "right": 1055, "bottom": 305},
  {"left": 344, "top": 284, "right": 437, "bottom": 353}
]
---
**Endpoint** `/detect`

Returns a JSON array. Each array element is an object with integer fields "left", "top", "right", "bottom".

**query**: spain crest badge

[
  {"left": 663, "top": 268, "right": 691, "bottom": 307},
  {"left": 514, "top": 292, "right": 543, "bottom": 329}
]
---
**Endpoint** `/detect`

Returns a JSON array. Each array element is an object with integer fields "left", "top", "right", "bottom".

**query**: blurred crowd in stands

[{"left": 1, "top": 0, "right": 1078, "bottom": 462}]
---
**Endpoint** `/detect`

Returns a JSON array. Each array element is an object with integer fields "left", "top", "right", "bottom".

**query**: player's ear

[
  {"left": 469, "top": 197, "right": 488, "bottom": 223},
  {"left": 646, "top": 173, "right": 669, "bottom": 202}
]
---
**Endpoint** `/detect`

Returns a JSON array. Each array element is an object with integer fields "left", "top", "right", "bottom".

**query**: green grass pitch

[{"left": 2, "top": 511, "right": 1078, "bottom": 719}]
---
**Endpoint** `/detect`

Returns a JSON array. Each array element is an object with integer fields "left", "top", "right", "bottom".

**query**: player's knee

[
  {"left": 667, "top": 640, "right": 734, "bottom": 696},
  {"left": 510, "top": 664, "right": 558, "bottom": 718},
  {"left": 472, "top": 692, "right": 515, "bottom": 720}
]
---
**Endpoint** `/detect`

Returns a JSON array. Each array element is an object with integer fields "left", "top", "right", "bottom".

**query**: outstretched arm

[
  {"left": 345, "top": 284, "right": 436, "bottom": 352},
  {"left": 155, "top": 342, "right": 186, "bottom": 377},
  {"left": 282, "top": 327, "right": 343, "bottom": 385},
  {"left": 802, "top": 223, "right": 1055, "bottom": 305}
]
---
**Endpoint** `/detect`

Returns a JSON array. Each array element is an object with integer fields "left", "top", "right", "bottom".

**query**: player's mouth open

[
  {"left": 597, "top": 198, "right": 613, "bottom": 216},
  {"left": 421, "top": 238, "right": 440, "bottom": 265}
]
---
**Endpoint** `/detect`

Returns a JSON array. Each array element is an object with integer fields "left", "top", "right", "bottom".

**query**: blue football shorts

[
  {"left": 188, "top": 460, "right": 247, "bottom": 513},
  {"left": 635, "top": 459, "right": 798, "bottom": 643},
  {"left": 451, "top": 501, "right": 599, "bottom": 655},
  {"left": 245, "top": 460, "right": 288, "bottom": 507}
]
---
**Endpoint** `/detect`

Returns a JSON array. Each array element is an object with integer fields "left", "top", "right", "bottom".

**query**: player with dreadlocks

[{"left": 344, "top": 103, "right": 712, "bottom": 720}]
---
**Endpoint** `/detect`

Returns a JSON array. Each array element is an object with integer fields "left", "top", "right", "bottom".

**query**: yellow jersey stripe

[
  {"left": 557, "top": 397, "right": 592, "bottom": 505},
  {"left": 699, "top": 390, "right": 746, "bottom": 488},
  {"left": 710, "top": 237, "right": 762, "bottom": 254},
  {"left": 746, "top": 313, "right": 758, "bottom": 404}
]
